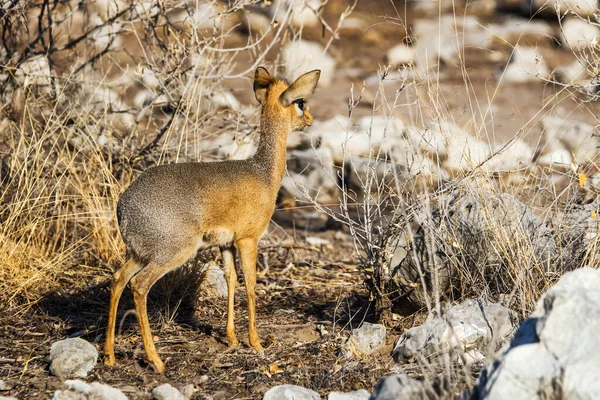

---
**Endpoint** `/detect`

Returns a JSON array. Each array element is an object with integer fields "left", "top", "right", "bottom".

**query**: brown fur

[{"left": 104, "top": 67, "right": 321, "bottom": 372}]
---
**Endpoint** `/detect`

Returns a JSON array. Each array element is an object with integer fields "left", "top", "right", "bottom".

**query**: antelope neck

[{"left": 252, "top": 109, "right": 290, "bottom": 188}]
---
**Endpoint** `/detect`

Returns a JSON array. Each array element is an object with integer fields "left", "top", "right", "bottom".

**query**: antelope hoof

[
  {"left": 150, "top": 358, "right": 165, "bottom": 373},
  {"left": 227, "top": 336, "right": 240, "bottom": 349},
  {"left": 250, "top": 338, "right": 264, "bottom": 351},
  {"left": 104, "top": 354, "right": 115, "bottom": 366}
]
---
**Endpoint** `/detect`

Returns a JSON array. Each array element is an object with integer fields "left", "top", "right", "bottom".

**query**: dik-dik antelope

[{"left": 104, "top": 67, "right": 321, "bottom": 372}]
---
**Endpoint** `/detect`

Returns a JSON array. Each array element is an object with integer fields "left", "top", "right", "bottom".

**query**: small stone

[
  {"left": 328, "top": 389, "right": 370, "bottom": 400},
  {"left": 49, "top": 338, "right": 98, "bottom": 379},
  {"left": 343, "top": 323, "right": 386, "bottom": 358},
  {"left": 200, "top": 262, "right": 227, "bottom": 299},
  {"left": 180, "top": 384, "right": 194, "bottom": 398},
  {"left": 370, "top": 375, "right": 436, "bottom": 400},
  {"left": 0, "top": 381, "right": 14, "bottom": 391},
  {"left": 263, "top": 385, "right": 321, "bottom": 400},
  {"left": 152, "top": 383, "right": 186, "bottom": 400},
  {"left": 306, "top": 237, "right": 330, "bottom": 247}
]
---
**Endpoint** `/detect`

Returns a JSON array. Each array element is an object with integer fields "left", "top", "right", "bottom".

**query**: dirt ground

[
  {"left": 1, "top": 0, "right": 599, "bottom": 398},
  {"left": 0, "top": 221, "right": 405, "bottom": 399}
]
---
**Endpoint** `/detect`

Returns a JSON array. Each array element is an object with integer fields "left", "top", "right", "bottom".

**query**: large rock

[
  {"left": 392, "top": 299, "right": 518, "bottom": 364},
  {"left": 471, "top": 267, "right": 600, "bottom": 399},
  {"left": 51, "top": 380, "right": 127, "bottom": 400},
  {"left": 49, "top": 338, "right": 98, "bottom": 379},
  {"left": 540, "top": 116, "right": 600, "bottom": 165},
  {"left": 281, "top": 40, "right": 336, "bottom": 87},
  {"left": 263, "top": 385, "right": 320, "bottom": 400},
  {"left": 391, "top": 187, "right": 558, "bottom": 308},
  {"left": 497, "top": 46, "right": 549, "bottom": 83},
  {"left": 370, "top": 375, "right": 437, "bottom": 400},
  {"left": 342, "top": 323, "right": 386, "bottom": 359},
  {"left": 561, "top": 18, "right": 600, "bottom": 50}
]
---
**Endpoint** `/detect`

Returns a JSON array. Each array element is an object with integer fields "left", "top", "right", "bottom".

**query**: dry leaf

[{"left": 579, "top": 173, "right": 588, "bottom": 188}]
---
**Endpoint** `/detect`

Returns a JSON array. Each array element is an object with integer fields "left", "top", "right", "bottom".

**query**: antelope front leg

[
  {"left": 236, "top": 237, "right": 263, "bottom": 350},
  {"left": 221, "top": 247, "right": 239, "bottom": 348}
]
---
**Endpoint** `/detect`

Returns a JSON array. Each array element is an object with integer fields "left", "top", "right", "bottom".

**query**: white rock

[
  {"left": 0, "top": 397, "right": 19, "bottom": 400},
  {"left": 393, "top": 299, "right": 517, "bottom": 364},
  {"left": 306, "top": 237, "right": 330, "bottom": 247},
  {"left": 282, "top": 40, "right": 336, "bottom": 87},
  {"left": 167, "top": 2, "right": 219, "bottom": 30},
  {"left": 263, "top": 385, "right": 321, "bottom": 400},
  {"left": 498, "top": 46, "right": 549, "bottom": 83},
  {"left": 152, "top": 383, "right": 186, "bottom": 400},
  {"left": 49, "top": 338, "right": 98, "bottom": 379},
  {"left": 387, "top": 44, "right": 415, "bottom": 66},
  {"left": 244, "top": 11, "right": 273, "bottom": 35},
  {"left": 412, "top": 17, "right": 461, "bottom": 70},
  {"left": 537, "top": 147, "right": 573, "bottom": 167},
  {"left": 210, "top": 133, "right": 257, "bottom": 161},
  {"left": 133, "top": 89, "right": 154, "bottom": 109},
  {"left": 140, "top": 67, "right": 161, "bottom": 89},
  {"left": 540, "top": 116, "right": 599, "bottom": 165},
  {"left": 15, "top": 55, "right": 51, "bottom": 87},
  {"left": 200, "top": 262, "right": 227, "bottom": 299},
  {"left": 271, "top": 0, "right": 320, "bottom": 29},
  {"left": 554, "top": 58, "right": 590, "bottom": 85},
  {"left": 422, "top": 121, "right": 490, "bottom": 172},
  {"left": 484, "top": 139, "right": 533, "bottom": 172},
  {"left": 90, "top": 18, "right": 122, "bottom": 49},
  {"left": 311, "top": 115, "right": 407, "bottom": 164},
  {"left": 342, "top": 323, "right": 386, "bottom": 358},
  {"left": 561, "top": 18, "right": 600, "bottom": 50},
  {"left": 473, "top": 267, "right": 600, "bottom": 399},
  {"left": 210, "top": 91, "right": 240, "bottom": 110},
  {"left": 89, "top": 0, "right": 129, "bottom": 19},
  {"left": 52, "top": 379, "right": 127, "bottom": 400},
  {"left": 327, "top": 389, "right": 370, "bottom": 400},
  {"left": 0, "top": 380, "right": 14, "bottom": 391},
  {"left": 532, "top": 0, "right": 598, "bottom": 17},
  {"left": 370, "top": 375, "right": 435, "bottom": 400}
]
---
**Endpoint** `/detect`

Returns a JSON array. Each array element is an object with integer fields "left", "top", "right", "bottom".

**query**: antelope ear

[
  {"left": 280, "top": 70, "right": 321, "bottom": 107},
  {"left": 254, "top": 67, "right": 274, "bottom": 105}
]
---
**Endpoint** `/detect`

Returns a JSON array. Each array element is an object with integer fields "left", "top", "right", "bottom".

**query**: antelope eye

[{"left": 295, "top": 99, "right": 305, "bottom": 111}]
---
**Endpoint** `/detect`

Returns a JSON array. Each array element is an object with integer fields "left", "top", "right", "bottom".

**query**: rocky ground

[{"left": 1, "top": 0, "right": 600, "bottom": 399}]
